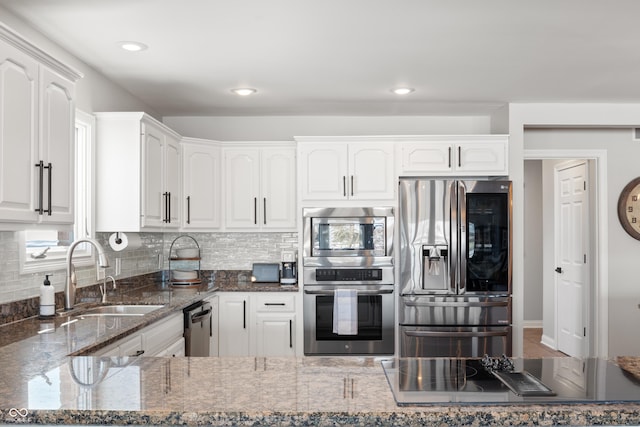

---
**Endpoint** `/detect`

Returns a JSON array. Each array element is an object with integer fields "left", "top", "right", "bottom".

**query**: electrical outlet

[
  {"left": 96, "top": 263, "right": 106, "bottom": 280},
  {"left": 115, "top": 258, "right": 121, "bottom": 276}
]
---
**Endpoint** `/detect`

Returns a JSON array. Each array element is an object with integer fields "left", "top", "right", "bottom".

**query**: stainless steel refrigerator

[{"left": 398, "top": 179, "right": 513, "bottom": 357}]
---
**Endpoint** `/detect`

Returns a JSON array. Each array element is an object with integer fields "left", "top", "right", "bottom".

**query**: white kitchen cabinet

[
  {"left": 297, "top": 138, "right": 395, "bottom": 201},
  {"left": 0, "top": 33, "right": 79, "bottom": 225},
  {"left": 181, "top": 138, "right": 222, "bottom": 230},
  {"left": 217, "top": 292, "right": 298, "bottom": 357},
  {"left": 95, "top": 112, "right": 182, "bottom": 232},
  {"left": 397, "top": 135, "right": 509, "bottom": 176},
  {"left": 254, "top": 293, "right": 296, "bottom": 357},
  {"left": 223, "top": 143, "right": 296, "bottom": 230},
  {"left": 217, "top": 293, "right": 251, "bottom": 356}
]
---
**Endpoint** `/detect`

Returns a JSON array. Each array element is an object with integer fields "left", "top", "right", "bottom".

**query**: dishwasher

[{"left": 183, "top": 300, "right": 212, "bottom": 356}]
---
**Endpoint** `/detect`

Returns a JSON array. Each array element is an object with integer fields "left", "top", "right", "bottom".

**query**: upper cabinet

[
  {"left": 296, "top": 138, "right": 395, "bottom": 201},
  {"left": 223, "top": 143, "right": 296, "bottom": 230},
  {"left": 95, "top": 112, "right": 181, "bottom": 232},
  {"left": 0, "top": 29, "right": 81, "bottom": 226},
  {"left": 397, "top": 135, "right": 509, "bottom": 176},
  {"left": 181, "top": 138, "right": 222, "bottom": 230}
]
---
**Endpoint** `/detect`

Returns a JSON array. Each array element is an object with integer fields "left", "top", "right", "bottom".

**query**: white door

[
  {"left": 141, "top": 122, "right": 165, "bottom": 228},
  {"left": 255, "top": 314, "right": 295, "bottom": 356},
  {"left": 39, "top": 67, "right": 75, "bottom": 224},
  {"left": 348, "top": 143, "right": 395, "bottom": 200},
  {"left": 182, "top": 143, "right": 221, "bottom": 229},
  {"left": 224, "top": 148, "right": 260, "bottom": 228},
  {"left": 0, "top": 44, "right": 38, "bottom": 222},
  {"left": 555, "top": 162, "right": 589, "bottom": 357},
  {"left": 299, "top": 143, "right": 348, "bottom": 200},
  {"left": 261, "top": 147, "right": 296, "bottom": 229},
  {"left": 164, "top": 135, "right": 181, "bottom": 228},
  {"left": 217, "top": 294, "right": 250, "bottom": 356}
]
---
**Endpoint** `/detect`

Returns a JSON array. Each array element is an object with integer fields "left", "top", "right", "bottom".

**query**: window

[{"left": 19, "top": 110, "right": 96, "bottom": 273}]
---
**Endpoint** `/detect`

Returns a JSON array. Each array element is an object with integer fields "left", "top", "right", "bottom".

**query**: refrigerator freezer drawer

[
  {"left": 399, "top": 295, "right": 511, "bottom": 326},
  {"left": 400, "top": 326, "right": 512, "bottom": 357}
]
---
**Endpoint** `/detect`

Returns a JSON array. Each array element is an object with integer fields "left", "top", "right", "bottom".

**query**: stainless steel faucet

[
  {"left": 100, "top": 275, "right": 117, "bottom": 303},
  {"left": 65, "top": 238, "right": 110, "bottom": 310}
]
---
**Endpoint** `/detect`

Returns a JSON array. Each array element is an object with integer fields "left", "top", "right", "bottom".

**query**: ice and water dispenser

[{"left": 421, "top": 244, "right": 449, "bottom": 291}]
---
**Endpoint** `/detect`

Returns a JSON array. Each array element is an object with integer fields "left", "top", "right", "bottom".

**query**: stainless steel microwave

[{"left": 302, "top": 207, "right": 394, "bottom": 266}]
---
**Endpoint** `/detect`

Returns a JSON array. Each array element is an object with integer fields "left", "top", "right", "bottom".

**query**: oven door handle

[
  {"left": 404, "top": 330, "right": 508, "bottom": 338},
  {"left": 304, "top": 289, "right": 393, "bottom": 295},
  {"left": 403, "top": 300, "right": 509, "bottom": 308}
]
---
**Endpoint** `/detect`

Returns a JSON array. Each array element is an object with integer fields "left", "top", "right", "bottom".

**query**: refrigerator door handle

[
  {"left": 449, "top": 181, "right": 458, "bottom": 294},
  {"left": 403, "top": 300, "right": 510, "bottom": 308},
  {"left": 404, "top": 330, "right": 508, "bottom": 338},
  {"left": 458, "top": 180, "right": 467, "bottom": 294}
]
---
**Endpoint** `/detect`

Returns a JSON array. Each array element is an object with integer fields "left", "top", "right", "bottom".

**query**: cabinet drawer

[
  {"left": 143, "top": 313, "right": 184, "bottom": 356},
  {"left": 255, "top": 294, "right": 295, "bottom": 312}
]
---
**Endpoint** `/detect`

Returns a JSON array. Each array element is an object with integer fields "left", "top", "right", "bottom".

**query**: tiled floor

[{"left": 523, "top": 328, "right": 568, "bottom": 358}]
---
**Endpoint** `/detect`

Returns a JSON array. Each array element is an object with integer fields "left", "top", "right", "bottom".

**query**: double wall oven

[{"left": 302, "top": 207, "right": 394, "bottom": 355}]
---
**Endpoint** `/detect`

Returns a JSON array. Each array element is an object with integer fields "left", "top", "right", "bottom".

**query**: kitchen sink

[{"left": 77, "top": 304, "right": 166, "bottom": 317}]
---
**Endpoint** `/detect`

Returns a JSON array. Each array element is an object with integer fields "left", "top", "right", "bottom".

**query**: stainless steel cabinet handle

[
  {"left": 264, "top": 302, "right": 286, "bottom": 306},
  {"left": 343, "top": 176, "right": 346, "bottom": 197},
  {"left": 243, "top": 300, "right": 246, "bottom": 329},
  {"left": 186, "top": 196, "right": 191, "bottom": 224},
  {"left": 458, "top": 146, "right": 462, "bottom": 167},
  {"left": 167, "top": 191, "right": 171, "bottom": 223},
  {"left": 162, "top": 192, "right": 169, "bottom": 223},
  {"left": 45, "top": 162, "right": 52, "bottom": 215},
  {"left": 350, "top": 175, "right": 354, "bottom": 196},
  {"left": 263, "top": 197, "right": 267, "bottom": 225},
  {"left": 289, "top": 319, "right": 293, "bottom": 348},
  {"left": 34, "top": 161, "right": 44, "bottom": 214},
  {"left": 448, "top": 147, "right": 452, "bottom": 168},
  {"left": 254, "top": 197, "right": 257, "bottom": 225}
]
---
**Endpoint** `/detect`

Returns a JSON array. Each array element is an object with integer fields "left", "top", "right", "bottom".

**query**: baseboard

[
  {"left": 540, "top": 334, "right": 557, "bottom": 350},
  {"left": 523, "top": 320, "right": 543, "bottom": 329}
]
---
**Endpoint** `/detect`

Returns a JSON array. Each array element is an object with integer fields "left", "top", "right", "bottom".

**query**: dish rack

[{"left": 168, "top": 235, "right": 201, "bottom": 287}]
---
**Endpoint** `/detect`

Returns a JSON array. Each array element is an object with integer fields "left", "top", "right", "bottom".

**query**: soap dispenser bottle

[{"left": 39, "top": 274, "right": 55, "bottom": 318}]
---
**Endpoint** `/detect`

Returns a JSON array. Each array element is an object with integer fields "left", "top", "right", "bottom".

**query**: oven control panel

[{"left": 315, "top": 268, "right": 382, "bottom": 281}]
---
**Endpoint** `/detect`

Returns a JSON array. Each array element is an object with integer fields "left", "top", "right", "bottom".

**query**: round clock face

[{"left": 618, "top": 177, "right": 640, "bottom": 240}]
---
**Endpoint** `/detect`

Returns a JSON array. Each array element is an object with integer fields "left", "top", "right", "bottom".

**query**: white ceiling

[{"left": 2, "top": 0, "right": 640, "bottom": 117}]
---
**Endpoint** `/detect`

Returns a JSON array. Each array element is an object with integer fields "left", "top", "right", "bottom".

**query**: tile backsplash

[{"left": 0, "top": 231, "right": 297, "bottom": 305}]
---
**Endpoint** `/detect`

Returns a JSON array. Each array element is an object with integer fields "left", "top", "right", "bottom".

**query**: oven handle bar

[
  {"left": 404, "top": 330, "right": 508, "bottom": 338},
  {"left": 304, "top": 289, "right": 393, "bottom": 295},
  {"left": 403, "top": 300, "right": 509, "bottom": 308}
]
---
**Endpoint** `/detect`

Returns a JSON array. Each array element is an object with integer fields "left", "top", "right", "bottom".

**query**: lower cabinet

[
  {"left": 91, "top": 312, "right": 184, "bottom": 358},
  {"left": 218, "top": 292, "right": 297, "bottom": 356}
]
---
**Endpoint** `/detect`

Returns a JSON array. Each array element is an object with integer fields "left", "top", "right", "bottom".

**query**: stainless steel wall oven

[{"left": 302, "top": 207, "right": 394, "bottom": 355}]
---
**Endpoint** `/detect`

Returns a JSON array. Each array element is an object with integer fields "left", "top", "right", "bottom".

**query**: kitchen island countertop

[{"left": 0, "top": 355, "right": 639, "bottom": 426}]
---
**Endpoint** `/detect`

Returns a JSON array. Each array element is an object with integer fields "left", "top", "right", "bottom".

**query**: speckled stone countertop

[{"left": 0, "top": 355, "right": 638, "bottom": 426}]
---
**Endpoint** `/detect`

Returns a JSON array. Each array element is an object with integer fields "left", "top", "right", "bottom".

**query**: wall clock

[{"left": 617, "top": 177, "right": 640, "bottom": 240}]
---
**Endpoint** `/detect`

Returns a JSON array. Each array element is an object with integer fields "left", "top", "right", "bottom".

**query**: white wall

[
  {"left": 523, "top": 160, "right": 543, "bottom": 326},
  {"left": 0, "top": 7, "right": 158, "bottom": 116},
  {"left": 163, "top": 115, "right": 492, "bottom": 141}
]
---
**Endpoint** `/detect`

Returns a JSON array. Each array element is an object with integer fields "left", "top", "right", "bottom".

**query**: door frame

[{"left": 523, "top": 149, "right": 608, "bottom": 358}]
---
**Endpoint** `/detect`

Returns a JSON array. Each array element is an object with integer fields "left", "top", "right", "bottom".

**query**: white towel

[{"left": 333, "top": 289, "right": 358, "bottom": 335}]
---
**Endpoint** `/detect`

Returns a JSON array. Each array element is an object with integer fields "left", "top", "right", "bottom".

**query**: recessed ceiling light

[
  {"left": 231, "top": 88, "right": 257, "bottom": 96},
  {"left": 117, "top": 41, "right": 148, "bottom": 52},
  {"left": 391, "top": 87, "right": 415, "bottom": 95}
]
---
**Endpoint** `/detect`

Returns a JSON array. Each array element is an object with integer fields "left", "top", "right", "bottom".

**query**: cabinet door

[
  {"left": 255, "top": 313, "right": 295, "bottom": 356},
  {"left": 218, "top": 294, "right": 250, "bottom": 356},
  {"left": 165, "top": 134, "right": 181, "bottom": 228},
  {"left": 348, "top": 143, "right": 394, "bottom": 200},
  {"left": 261, "top": 147, "right": 296, "bottom": 229},
  {"left": 224, "top": 149, "right": 260, "bottom": 228},
  {"left": 141, "top": 122, "right": 165, "bottom": 228},
  {"left": 39, "top": 67, "right": 75, "bottom": 223},
  {"left": 398, "top": 142, "right": 453, "bottom": 175},
  {"left": 456, "top": 140, "right": 508, "bottom": 174},
  {"left": 182, "top": 143, "right": 221, "bottom": 229},
  {"left": 0, "top": 43, "right": 39, "bottom": 222},
  {"left": 299, "top": 143, "right": 348, "bottom": 200}
]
